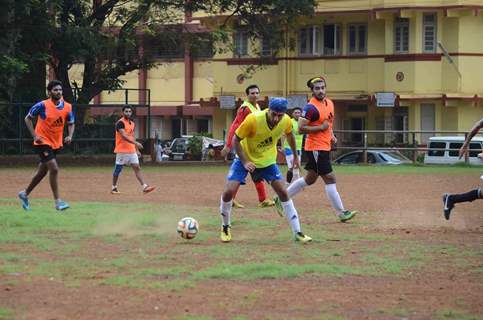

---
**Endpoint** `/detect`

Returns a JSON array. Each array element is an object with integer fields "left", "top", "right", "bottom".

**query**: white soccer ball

[{"left": 177, "top": 217, "right": 199, "bottom": 239}]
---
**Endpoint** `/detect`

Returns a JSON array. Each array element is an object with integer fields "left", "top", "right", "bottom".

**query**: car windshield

[{"left": 380, "top": 151, "right": 406, "bottom": 162}]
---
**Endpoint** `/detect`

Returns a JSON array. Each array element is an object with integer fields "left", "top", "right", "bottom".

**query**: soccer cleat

[
  {"left": 55, "top": 200, "right": 70, "bottom": 211},
  {"left": 338, "top": 210, "right": 357, "bottom": 222},
  {"left": 442, "top": 193, "right": 454, "bottom": 220},
  {"left": 232, "top": 199, "right": 245, "bottom": 209},
  {"left": 294, "top": 232, "right": 312, "bottom": 243},
  {"left": 18, "top": 191, "right": 29, "bottom": 211},
  {"left": 258, "top": 199, "right": 275, "bottom": 208},
  {"left": 143, "top": 186, "right": 155, "bottom": 194},
  {"left": 220, "top": 225, "right": 232, "bottom": 242},
  {"left": 111, "top": 188, "right": 121, "bottom": 195},
  {"left": 273, "top": 196, "right": 284, "bottom": 217}
]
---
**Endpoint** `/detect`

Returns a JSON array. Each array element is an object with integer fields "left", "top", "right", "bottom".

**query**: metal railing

[{"left": 333, "top": 129, "right": 482, "bottom": 164}]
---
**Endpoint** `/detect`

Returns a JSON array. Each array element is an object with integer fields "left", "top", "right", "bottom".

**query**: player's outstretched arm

[{"left": 459, "top": 118, "right": 483, "bottom": 159}]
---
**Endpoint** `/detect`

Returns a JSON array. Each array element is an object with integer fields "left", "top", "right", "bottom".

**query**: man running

[
  {"left": 220, "top": 84, "right": 274, "bottom": 208},
  {"left": 18, "top": 80, "right": 74, "bottom": 211},
  {"left": 275, "top": 76, "right": 357, "bottom": 222},
  {"left": 219, "top": 98, "right": 312, "bottom": 243}
]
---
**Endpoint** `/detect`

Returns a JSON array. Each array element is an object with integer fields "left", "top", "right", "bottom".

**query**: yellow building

[{"left": 96, "top": 0, "right": 483, "bottom": 145}]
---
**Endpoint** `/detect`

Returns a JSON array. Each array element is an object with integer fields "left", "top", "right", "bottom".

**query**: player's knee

[
  {"left": 113, "top": 164, "right": 123, "bottom": 177},
  {"left": 222, "top": 190, "right": 233, "bottom": 202},
  {"left": 278, "top": 189, "right": 289, "bottom": 202}
]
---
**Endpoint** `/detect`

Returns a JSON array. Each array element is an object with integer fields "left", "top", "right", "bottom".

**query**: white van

[{"left": 424, "top": 136, "right": 483, "bottom": 165}]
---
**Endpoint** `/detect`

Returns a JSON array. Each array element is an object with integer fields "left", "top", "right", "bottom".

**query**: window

[
  {"left": 299, "top": 27, "right": 317, "bottom": 55},
  {"left": 394, "top": 18, "right": 409, "bottom": 53},
  {"left": 469, "top": 143, "right": 482, "bottom": 157},
  {"left": 449, "top": 143, "right": 463, "bottom": 157},
  {"left": 323, "top": 24, "right": 342, "bottom": 55},
  {"left": 299, "top": 25, "right": 341, "bottom": 56},
  {"left": 338, "top": 152, "right": 361, "bottom": 164},
  {"left": 348, "top": 24, "right": 367, "bottom": 54},
  {"left": 261, "top": 37, "right": 272, "bottom": 56},
  {"left": 423, "top": 13, "right": 437, "bottom": 53},
  {"left": 428, "top": 142, "right": 446, "bottom": 157},
  {"left": 234, "top": 31, "right": 248, "bottom": 57}
]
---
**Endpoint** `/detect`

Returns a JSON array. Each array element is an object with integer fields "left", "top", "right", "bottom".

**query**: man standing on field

[{"left": 111, "top": 105, "right": 155, "bottom": 195}]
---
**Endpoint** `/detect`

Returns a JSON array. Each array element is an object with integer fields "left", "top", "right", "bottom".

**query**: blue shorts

[
  {"left": 227, "top": 158, "right": 283, "bottom": 184},
  {"left": 284, "top": 148, "right": 301, "bottom": 157}
]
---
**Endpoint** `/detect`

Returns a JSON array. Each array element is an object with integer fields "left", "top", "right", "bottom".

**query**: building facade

[{"left": 89, "top": 0, "right": 483, "bottom": 145}]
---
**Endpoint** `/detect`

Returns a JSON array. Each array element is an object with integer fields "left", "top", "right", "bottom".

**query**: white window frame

[
  {"left": 299, "top": 24, "right": 342, "bottom": 56},
  {"left": 348, "top": 23, "right": 367, "bottom": 55},
  {"left": 234, "top": 30, "right": 248, "bottom": 57},
  {"left": 322, "top": 24, "right": 342, "bottom": 56},
  {"left": 394, "top": 18, "right": 409, "bottom": 53},
  {"left": 422, "top": 13, "right": 437, "bottom": 53},
  {"left": 299, "top": 26, "right": 319, "bottom": 56}
]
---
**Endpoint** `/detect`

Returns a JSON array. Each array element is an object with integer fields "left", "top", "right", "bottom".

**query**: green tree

[{"left": 2, "top": 0, "right": 316, "bottom": 104}]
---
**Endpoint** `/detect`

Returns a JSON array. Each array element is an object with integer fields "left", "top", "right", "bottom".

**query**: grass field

[{"left": 0, "top": 164, "right": 482, "bottom": 319}]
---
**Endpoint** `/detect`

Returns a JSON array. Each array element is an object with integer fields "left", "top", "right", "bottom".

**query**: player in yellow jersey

[{"left": 218, "top": 98, "right": 312, "bottom": 243}]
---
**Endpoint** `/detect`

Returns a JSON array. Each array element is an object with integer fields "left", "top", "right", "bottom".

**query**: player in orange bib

[
  {"left": 18, "top": 80, "right": 75, "bottom": 211},
  {"left": 275, "top": 76, "right": 357, "bottom": 222},
  {"left": 111, "top": 105, "right": 155, "bottom": 195}
]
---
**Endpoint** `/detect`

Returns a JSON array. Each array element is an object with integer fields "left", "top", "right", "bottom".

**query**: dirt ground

[{"left": 1, "top": 167, "right": 482, "bottom": 319}]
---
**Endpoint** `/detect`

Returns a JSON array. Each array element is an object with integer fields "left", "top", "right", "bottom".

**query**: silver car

[{"left": 334, "top": 150, "right": 411, "bottom": 165}]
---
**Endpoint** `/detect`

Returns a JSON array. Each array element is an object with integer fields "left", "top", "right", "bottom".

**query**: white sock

[
  {"left": 325, "top": 183, "right": 344, "bottom": 215},
  {"left": 281, "top": 199, "right": 301, "bottom": 234},
  {"left": 142, "top": 183, "right": 148, "bottom": 189},
  {"left": 292, "top": 168, "right": 300, "bottom": 181},
  {"left": 287, "top": 177, "right": 308, "bottom": 198},
  {"left": 220, "top": 196, "right": 232, "bottom": 226},
  {"left": 112, "top": 185, "right": 117, "bottom": 190}
]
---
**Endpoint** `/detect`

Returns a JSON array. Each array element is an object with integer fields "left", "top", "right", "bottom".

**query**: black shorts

[
  {"left": 304, "top": 150, "right": 333, "bottom": 176},
  {"left": 34, "top": 145, "right": 58, "bottom": 163}
]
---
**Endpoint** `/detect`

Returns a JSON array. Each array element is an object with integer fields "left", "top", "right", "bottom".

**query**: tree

[{"left": 2, "top": 0, "right": 316, "bottom": 105}]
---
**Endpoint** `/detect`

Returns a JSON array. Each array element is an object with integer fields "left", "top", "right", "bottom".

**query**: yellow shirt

[{"left": 235, "top": 110, "right": 292, "bottom": 168}]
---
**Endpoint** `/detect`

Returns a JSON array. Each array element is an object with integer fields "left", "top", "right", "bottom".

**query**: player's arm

[
  {"left": 285, "top": 131, "right": 300, "bottom": 169},
  {"left": 222, "top": 106, "right": 250, "bottom": 156},
  {"left": 233, "top": 115, "right": 256, "bottom": 172},
  {"left": 459, "top": 118, "right": 483, "bottom": 159},
  {"left": 25, "top": 102, "right": 43, "bottom": 144},
  {"left": 64, "top": 111, "right": 75, "bottom": 144},
  {"left": 298, "top": 104, "right": 329, "bottom": 134},
  {"left": 118, "top": 128, "right": 143, "bottom": 149},
  {"left": 298, "top": 117, "right": 329, "bottom": 134}
]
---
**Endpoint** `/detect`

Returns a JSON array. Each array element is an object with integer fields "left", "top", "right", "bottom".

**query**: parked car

[
  {"left": 334, "top": 150, "right": 411, "bottom": 165},
  {"left": 424, "top": 136, "right": 483, "bottom": 165},
  {"left": 169, "top": 137, "right": 191, "bottom": 161}
]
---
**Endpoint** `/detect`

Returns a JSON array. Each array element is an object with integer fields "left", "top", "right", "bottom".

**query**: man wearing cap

[
  {"left": 275, "top": 76, "right": 357, "bottom": 222},
  {"left": 218, "top": 98, "right": 312, "bottom": 243}
]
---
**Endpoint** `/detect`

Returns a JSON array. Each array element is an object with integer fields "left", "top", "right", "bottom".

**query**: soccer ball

[{"left": 177, "top": 217, "right": 199, "bottom": 239}]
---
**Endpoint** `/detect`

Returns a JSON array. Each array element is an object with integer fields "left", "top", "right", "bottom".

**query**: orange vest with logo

[
  {"left": 34, "top": 99, "right": 73, "bottom": 149},
  {"left": 304, "top": 97, "right": 334, "bottom": 151},
  {"left": 114, "top": 117, "right": 136, "bottom": 153}
]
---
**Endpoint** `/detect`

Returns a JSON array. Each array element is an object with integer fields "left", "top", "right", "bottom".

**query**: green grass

[
  {"left": 2, "top": 163, "right": 482, "bottom": 176},
  {"left": 0, "top": 307, "right": 13, "bottom": 320},
  {"left": 436, "top": 309, "right": 482, "bottom": 320}
]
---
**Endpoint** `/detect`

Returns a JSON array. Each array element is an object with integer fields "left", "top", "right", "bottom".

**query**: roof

[{"left": 429, "top": 136, "right": 483, "bottom": 142}]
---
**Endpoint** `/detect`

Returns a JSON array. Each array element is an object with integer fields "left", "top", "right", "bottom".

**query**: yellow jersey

[{"left": 235, "top": 110, "right": 292, "bottom": 168}]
